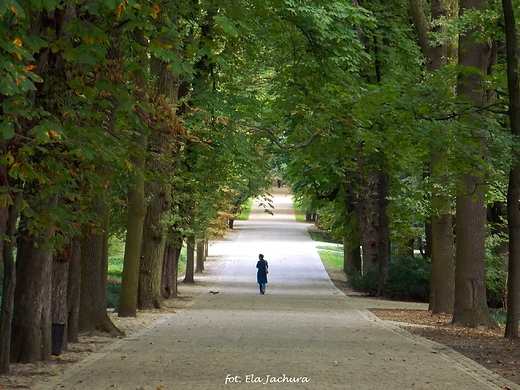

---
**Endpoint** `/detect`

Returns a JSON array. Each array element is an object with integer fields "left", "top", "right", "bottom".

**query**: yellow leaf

[
  {"left": 108, "top": 370, "right": 116, "bottom": 373},
  {"left": 13, "top": 38, "right": 22, "bottom": 46},
  {"left": 114, "top": 3, "right": 124, "bottom": 19}
]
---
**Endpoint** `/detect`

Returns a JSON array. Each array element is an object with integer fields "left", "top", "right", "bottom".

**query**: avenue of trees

[{"left": 1, "top": 0, "right": 520, "bottom": 375}]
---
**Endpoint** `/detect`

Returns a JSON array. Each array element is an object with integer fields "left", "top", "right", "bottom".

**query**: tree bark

[
  {"left": 343, "top": 236, "right": 361, "bottom": 273},
  {"left": 0, "top": 195, "right": 19, "bottom": 373},
  {"left": 502, "top": 0, "right": 520, "bottom": 339},
  {"left": 183, "top": 235, "right": 196, "bottom": 283},
  {"left": 138, "top": 176, "right": 170, "bottom": 309},
  {"left": 430, "top": 212, "right": 455, "bottom": 313},
  {"left": 452, "top": 0, "right": 496, "bottom": 328},
  {"left": 79, "top": 203, "right": 120, "bottom": 334},
  {"left": 358, "top": 169, "right": 389, "bottom": 287},
  {"left": 11, "top": 212, "right": 55, "bottom": 363},
  {"left": 376, "top": 170, "right": 390, "bottom": 297},
  {"left": 138, "top": 52, "right": 180, "bottom": 309},
  {"left": 162, "top": 242, "right": 181, "bottom": 299},
  {"left": 343, "top": 185, "right": 362, "bottom": 273},
  {"left": 67, "top": 237, "right": 82, "bottom": 343},
  {"left": 430, "top": 155, "right": 455, "bottom": 314},
  {"left": 51, "top": 249, "right": 70, "bottom": 354},
  {"left": 118, "top": 145, "right": 147, "bottom": 317},
  {"left": 119, "top": 27, "right": 149, "bottom": 317},
  {"left": 409, "top": 0, "right": 456, "bottom": 314},
  {"left": 195, "top": 239, "right": 205, "bottom": 273}
]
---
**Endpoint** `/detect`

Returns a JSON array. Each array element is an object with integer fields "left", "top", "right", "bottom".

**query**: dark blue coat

[{"left": 256, "top": 259, "right": 268, "bottom": 284}]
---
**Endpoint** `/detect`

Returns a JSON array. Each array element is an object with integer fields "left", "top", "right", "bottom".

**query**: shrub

[
  {"left": 107, "top": 280, "right": 121, "bottom": 308},
  {"left": 485, "top": 234, "right": 507, "bottom": 308},
  {"left": 349, "top": 255, "right": 431, "bottom": 302}
]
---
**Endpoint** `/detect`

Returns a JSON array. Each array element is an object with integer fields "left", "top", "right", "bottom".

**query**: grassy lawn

[
  {"left": 236, "top": 198, "right": 253, "bottom": 220},
  {"left": 316, "top": 246, "right": 344, "bottom": 269},
  {"left": 106, "top": 237, "right": 186, "bottom": 308},
  {"left": 292, "top": 199, "right": 306, "bottom": 222}
]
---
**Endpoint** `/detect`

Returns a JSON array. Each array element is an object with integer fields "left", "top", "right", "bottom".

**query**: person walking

[{"left": 256, "top": 254, "right": 268, "bottom": 294}]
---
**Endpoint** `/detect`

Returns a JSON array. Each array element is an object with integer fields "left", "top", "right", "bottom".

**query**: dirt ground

[
  {"left": 2, "top": 266, "right": 520, "bottom": 389},
  {"left": 0, "top": 285, "right": 205, "bottom": 390},
  {"left": 325, "top": 266, "right": 520, "bottom": 388}
]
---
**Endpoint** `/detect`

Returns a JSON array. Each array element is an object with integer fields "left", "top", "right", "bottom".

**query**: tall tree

[
  {"left": 0, "top": 194, "right": 19, "bottom": 373},
  {"left": 119, "top": 28, "right": 151, "bottom": 317},
  {"left": 78, "top": 202, "right": 119, "bottom": 334},
  {"left": 409, "top": 0, "right": 456, "bottom": 314},
  {"left": 452, "top": 0, "right": 496, "bottom": 328},
  {"left": 11, "top": 195, "right": 57, "bottom": 363},
  {"left": 502, "top": 0, "right": 520, "bottom": 339}
]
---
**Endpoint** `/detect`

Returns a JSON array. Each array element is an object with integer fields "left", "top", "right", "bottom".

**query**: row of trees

[
  {"left": 2, "top": 0, "right": 520, "bottom": 376},
  {"left": 278, "top": 0, "right": 520, "bottom": 337},
  {"left": 0, "top": 0, "right": 276, "bottom": 374}
]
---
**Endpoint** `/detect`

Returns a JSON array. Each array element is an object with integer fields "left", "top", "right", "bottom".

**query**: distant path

[{"left": 35, "top": 186, "right": 518, "bottom": 390}]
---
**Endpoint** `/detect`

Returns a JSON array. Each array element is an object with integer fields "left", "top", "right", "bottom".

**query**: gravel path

[{"left": 34, "top": 186, "right": 518, "bottom": 390}]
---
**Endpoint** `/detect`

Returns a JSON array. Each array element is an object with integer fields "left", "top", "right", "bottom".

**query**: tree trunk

[
  {"left": 138, "top": 176, "right": 170, "bottom": 309},
  {"left": 358, "top": 169, "right": 389, "bottom": 286},
  {"left": 51, "top": 249, "right": 70, "bottom": 354},
  {"left": 11, "top": 218, "right": 55, "bottom": 363},
  {"left": 452, "top": 0, "right": 496, "bottom": 329},
  {"left": 162, "top": 243, "right": 181, "bottom": 299},
  {"left": 119, "top": 27, "right": 150, "bottom": 317},
  {"left": 67, "top": 237, "right": 82, "bottom": 343},
  {"left": 430, "top": 154, "right": 455, "bottom": 314},
  {"left": 430, "top": 212, "right": 455, "bottom": 314},
  {"left": 195, "top": 239, "right": 204, "bottom": 273},
  {"left": 79, "top": 203, "right": 120, "bottom": 334},
  {"left": 409, "top": 0, "right": 455, "bottom": 314},
  {"left": 453, "top": 174, "right": 495, "bottom": 327},
  {"left": 0, "top": 195, "right": 19, "bottom": 374},
  {"left": 183, "top": 235, "right": 196, "bottom": 283},
  {"left": 343, "top": 236, "right": 361, "bottom": 273},
  {"left": 502, "top": 0, "right": 520, "bottom": 339},
  {"left": 376, "top": 170, "right": 390, "bottom": 297},
  {"left": 118, "top": 148, "right": 147, "bottom": 317},
  {"left": 138, "top": 48, "right": 181, "bottom": 309},
  {"left": 343, "top": 186, "right": 361, "bottom": 273}
]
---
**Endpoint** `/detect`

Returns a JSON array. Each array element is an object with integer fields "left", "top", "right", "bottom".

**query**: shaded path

[{"left": 35, "top": 186, "right": 518, "bottom": 390}]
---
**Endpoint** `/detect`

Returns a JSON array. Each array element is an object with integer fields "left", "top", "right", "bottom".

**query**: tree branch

[
  {"left": 248, "top": 126, "right": 320, "bottom": 149},
  {"left": 415, "top": 102, "right": 509, "bottom": 121}
]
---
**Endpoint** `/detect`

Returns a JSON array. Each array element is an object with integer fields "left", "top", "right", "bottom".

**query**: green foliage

[
  {"left": 318, "top": 247, "right": 343, "bottom": 269},
  {"left": 491, "top": 309, "right": 507, "bottom": 325},
  {"left": 0, "top": 0, "right": 516, "bottom": 330},
  {"left": 108, "top": 256, "right": 124, "bottom": 281},
  {"left": 349, "top": 256, "right": 431, "bottom": 302},
  {"left": 485, "top": 234, "right": 508, "bottom": 308},
  {"left": 236, "top": 197, "right": 253, "bottom": 220},
  {"left": 309, "top": 229, "right": 341, "bottom": 244},
  {"left": 106, "top": 280, "right": 121, "bottom": 309}
]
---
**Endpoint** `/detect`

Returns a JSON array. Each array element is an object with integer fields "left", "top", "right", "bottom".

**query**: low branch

[
  {"left": 314, "top": 182, "right": 341, "bottom": 201},
  {"left": 248, "top": 126, "right": 320, "bottom": 150},
  {"left": 415, "top": 102, "right": 509, "bottom": 122}
]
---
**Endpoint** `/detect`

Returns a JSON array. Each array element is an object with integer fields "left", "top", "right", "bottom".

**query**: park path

[{"left": 35, "top": 186, "right": 518, "bottom": 390}]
